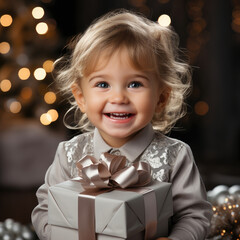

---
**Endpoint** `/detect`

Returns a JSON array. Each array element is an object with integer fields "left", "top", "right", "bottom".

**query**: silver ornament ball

[
  {"left": 0, "top": 225, "right": 7, "bottom": 237},
  {"left": 2, "top": 232, "right": 14, "bottom": 240},
  {"left": 12, "top": 222, "right": 22, "bottom": 235},
  {"left": 21, "top": 227, "right": 34, "bottom": 240},
  {"left": 15, "top": 236, "right": 24, "bottom": 240},
  {"left": 4, "top": 219, "right": 14, "bottom": 231}
]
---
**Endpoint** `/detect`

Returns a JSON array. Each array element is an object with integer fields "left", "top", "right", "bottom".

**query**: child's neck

[{"left": 98, "top": 130, "right": 138, "bottom": 148}]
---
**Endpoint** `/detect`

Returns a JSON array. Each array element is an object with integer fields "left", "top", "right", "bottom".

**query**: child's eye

[
  {"left": 128, "top": 81, "right": 143, "bottom": 88},
  {"left": 96, "top": 82, "right": 109, "bottom": 88}
]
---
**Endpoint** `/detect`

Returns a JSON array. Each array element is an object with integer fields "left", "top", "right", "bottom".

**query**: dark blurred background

[{"left": 0, "top": 0, "right": 239, "bottom": 225}]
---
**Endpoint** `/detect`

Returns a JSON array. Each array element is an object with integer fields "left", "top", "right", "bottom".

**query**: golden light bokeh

[
  {"left": 0, "top": 42, "right": 10, "bottom": 54},
  {"left": 43, "top": 59, "right": 54, "bottom": 72},
  {"left": 40, "top": 113, "right": 52, "bottom": 125},
  {"left": 0, "top": 14, "right": 13, "bottom": 27},
  {"left": 232, "top": 9, "right": 240, "bottom": 19},
  {"left": 36, "top": 22, "right": 48, "bottom": 35},
  {"left": 32, "top": 6, "right": 45, "bottom": 19},
  {"left": 44, "top": 91, "right": 56, "bottom": 104},
  {"left": 9, "top": 101, "right": 22, "bottom": 113},
  {"left": 18, "top": 67, "right": 31, "bottom": 80},
  {"left": 158, "top": 14, "right": 171, "bottom": 27},
  {"left": 188, "top": 19, "right": 206, "bottom": 36},
  {"left": 194, "top": 101, "right": 209, "bottom": 116},
  {"left": 34, "top": 67, "right": 46, "bottom": 80},
  {"left": 232, "top": 8, "right": 240, "bottom": 33},
  {"left": 20, "top": 87, "right": 33, "bottom": 101},
  {"left": 40, "top": 109, "right": 59, "bottom": 125},
  {"left": 232, "top": 17, "right": 240, "bottom": 33},
  {"left": 0, "top": 79, "right": 11, "bottom": 92},
  {"left": 47, "top": 109, "right": 58, "bottom": 122}
]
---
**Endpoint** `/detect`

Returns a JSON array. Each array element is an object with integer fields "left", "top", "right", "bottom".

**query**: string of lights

[
  {"left": 0, "top": 0, "right": 61, "bottom": 126},
  {"left": 1, "top": 0, "right": 239, "bottom": 127},
  {"left": 209, "top": 194, "right": 240, "bottom": 239}
]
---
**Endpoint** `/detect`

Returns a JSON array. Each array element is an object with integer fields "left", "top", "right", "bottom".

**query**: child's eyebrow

[
  {"left": 88, "top": 74, "right": 107, "bottom": 82},
  {"left": 131, "top": 74, "right": 150, "bottom": 81},
  {"left": 88, "top": 73, "right": 150, "bottom": 82}
]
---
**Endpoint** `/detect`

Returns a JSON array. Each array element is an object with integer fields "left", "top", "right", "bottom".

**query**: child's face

[{"left": 72, "top": 48, "right": 165, "bottom": 147}]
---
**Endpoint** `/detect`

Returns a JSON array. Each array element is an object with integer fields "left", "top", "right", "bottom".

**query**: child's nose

[{"left": 109, "top": 88, "right": 129, "bottom": 104}]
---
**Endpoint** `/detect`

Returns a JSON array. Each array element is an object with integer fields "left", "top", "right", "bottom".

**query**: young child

[{"left": 32, "top": 10, "right": 213, "bottom": 240}]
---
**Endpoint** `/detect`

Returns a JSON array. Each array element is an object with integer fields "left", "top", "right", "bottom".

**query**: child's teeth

[
  {"left": 114, "top": 113, "right": 125, "bottom": 116},
  {"left": 109, "top": 113, "right": 130, "bottom": 119}
]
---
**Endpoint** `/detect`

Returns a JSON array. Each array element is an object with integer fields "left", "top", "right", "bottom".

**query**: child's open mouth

[{"left": 104, "top": 113, "right": 134, "bottom": 120}]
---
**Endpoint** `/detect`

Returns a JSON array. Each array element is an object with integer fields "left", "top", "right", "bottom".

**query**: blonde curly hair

[{"left": 54, "top": 9, "right": 191, "bottom": 134}]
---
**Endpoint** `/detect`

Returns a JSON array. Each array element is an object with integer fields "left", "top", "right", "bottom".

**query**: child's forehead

[
  {"left": 84, "top": 46, "right": 153, "bottom": 76},
  {"left": 95, "top": 48, "right": 133, "bottom": 68}
]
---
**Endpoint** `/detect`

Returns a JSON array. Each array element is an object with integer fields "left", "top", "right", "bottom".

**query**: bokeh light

[
  {"left": 16, "top": 54, "right": 29, "bottom": 66},
  {"left": 9, "top": 100, "right": 22, "bottom": 113},
  {"left": 158, "top": 14, "right": 171, "bottom": 27},
  {"left": 232, "top": 18, "right": 240, "bottom": 33},
  {"left": 44, "top": 91, "right": 56, "bottom": 104},
  {"left": 188, "top": 19, "right": 206, "bottom": 36},
  {"left": 32, "top": 7, "right": 45, "bottom": 19},
  {"left": 18, "top": 67, "right": 30, "bottom": 80},
  {"left": 43, "top": 60, "right": 54, "bottom": 72},
  {"left": 40, "top": 113, "right": 52, "bottom": 125},
  {"left": 34, "top": 68, "right": 46, "bottom": 80},
  {"left": 0, "top": 79, "right": 11, "bottom": 92},
  {"left": 20, "top": 87, "right": 33, "bottom": 101},
  {"left": 47, "top": 109, "right": 58, "bottom": 122},
  {"left": 36, "top": 22, "right": 48, "bottom": 35},
  {"left": 0, "top": 14, "right": 13, "bottom": 27},
  {"left": 0, "top": 42, "right": 10, "bottom": 54},
  {"left": 194, "top": 101, "right": 209, "bottom": 116},
  {"left": 232, "top": 7, "right": 240, "bottom": 33}
]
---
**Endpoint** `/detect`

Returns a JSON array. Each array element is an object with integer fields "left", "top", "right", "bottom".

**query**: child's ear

[
  {"left": 155, "top": 87, "right": 171, "bottom": 113},
  {"left": 71, "top": 83, "right": 86, "bottom": 113}
]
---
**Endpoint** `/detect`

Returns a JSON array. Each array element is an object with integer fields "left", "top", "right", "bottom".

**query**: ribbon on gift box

[
  {"left": 76, "top": 152, "right": 152, "bottom": 189},
  {"left": 76, "top": 153, "right": 158, "bottom": 240}
]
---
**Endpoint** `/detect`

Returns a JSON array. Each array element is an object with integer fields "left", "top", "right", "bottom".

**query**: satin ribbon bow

[{"left": 76, "top": 152, "right": 152, "bottom": 189}]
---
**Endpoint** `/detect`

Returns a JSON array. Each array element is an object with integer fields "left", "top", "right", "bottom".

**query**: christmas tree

[{"left": 0, "top": 0, "right": 63, "bottom": 128}]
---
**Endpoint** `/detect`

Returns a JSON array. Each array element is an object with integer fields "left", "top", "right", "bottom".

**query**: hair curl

[{"left": 54, "top": 9, "right": 191, "bottom": 134}]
